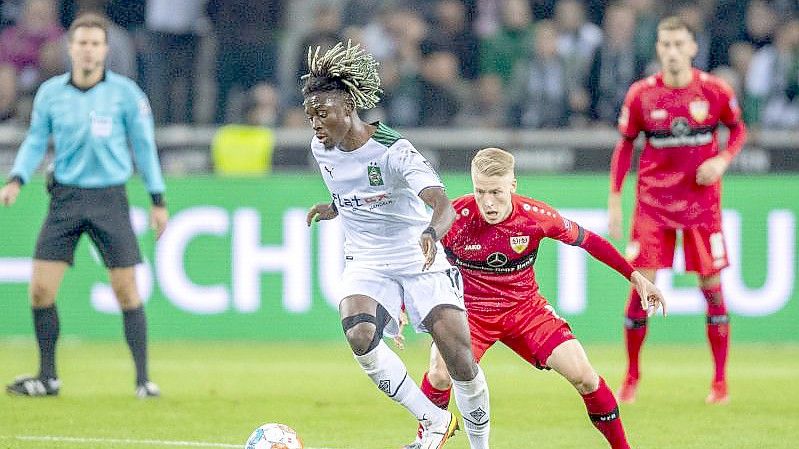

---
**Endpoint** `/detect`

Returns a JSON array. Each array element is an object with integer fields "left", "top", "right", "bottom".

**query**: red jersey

[
  {"left": 441, "top": 194, "right": 584, "bottom": 313},
  {"left": 611, "top": 69, "right": 746, "bottom": 229}
]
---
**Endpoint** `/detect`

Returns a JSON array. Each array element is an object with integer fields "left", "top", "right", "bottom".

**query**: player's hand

[
  {"left": 608, "top": 193, "right": 623, "bottom": 240},
  {"left": 306, "top": 202, "right": 338, "bottom": 226},
  {"left": 0, "top": 181, "right": 21, "bottom": 207},
  {"left": 630, "top": 271, "right": 667, "bottom": 317},
  {"left": 392, "top": 310, "right": 409, "bottom": 350},
  {"left": 150, "top": 206, "right": 168, "bottom": 239},
  {"left": 696, "top": 155, "right": 729, "bottom": 186},
  {"left": 419, "top": 231, "right": 436, "bottom": 271}
]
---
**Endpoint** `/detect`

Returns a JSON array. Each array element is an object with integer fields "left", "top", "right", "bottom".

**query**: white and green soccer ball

[{"left": 244, "top": 423, "right": 303, "bottom": 449}]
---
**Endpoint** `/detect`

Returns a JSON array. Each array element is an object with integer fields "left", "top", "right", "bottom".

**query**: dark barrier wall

[{"left": 1, "top": 174, "right": 796, "bottom": 342}]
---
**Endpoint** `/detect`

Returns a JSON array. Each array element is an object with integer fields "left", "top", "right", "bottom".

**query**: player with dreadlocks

[{"left": 303, "top": 41, "right": 491, "bottom": 449}]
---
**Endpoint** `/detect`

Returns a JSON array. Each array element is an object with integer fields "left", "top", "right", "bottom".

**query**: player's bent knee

[
  {"left": 342, "top": 311, "right": 388, "bottom": 356},
  {"left": 570, "top": 369, "right": 600, "bottom": 394},
  {"left": 29, "top": 283, "right": 56, "bottom": 307},
  {"left": 343, "top": 323, "right": 377, "bottom": 355},
  {"left": 446, "top": 357, "right": 478, "bottom": 382}
]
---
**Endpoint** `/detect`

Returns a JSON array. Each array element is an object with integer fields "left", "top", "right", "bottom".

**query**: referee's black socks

[
  {"left": 33, "top": 305, "right": 59, "bottom": 380},
  {"left": 123, "top": 305, "right": 149, "bottom": 386}
]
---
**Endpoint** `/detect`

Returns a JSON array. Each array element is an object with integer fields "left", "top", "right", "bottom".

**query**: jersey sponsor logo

[
  {"left": 648, "top": 117, "right": 714, "bottom": 148},
  {"left": 332, "top": 192, "right": 393, "bottom": 210},
  {"left": 445, "top": 247, "right": 538, "bottom": 273},
  {"left": 650, "top": 108, "right": 667, "bottom": 120},
  {"left": 689, "top": 100, "right": 709, "bottom": 122},
  {"left": 510, "top": 236, "right": 529, "bottom": 254},
  {"left": 486, "top": 252, "right": 508, "bottom": 267},
  {"left": 671, "top": 117, "right": 690, "bottom": 136},
  {"left": 464, "top": 244, "right": 482, "bottom": 251},
  {"left": 367, "top": 163, "right": 384, "bottom": 186}
]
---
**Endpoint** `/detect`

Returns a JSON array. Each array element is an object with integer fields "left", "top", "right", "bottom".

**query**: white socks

[
  {"left": 453, "top": 365, "right": 490, "bottom": 449},
  {"left": 354, "top": 340, "right": 449, "bottom": 426}
]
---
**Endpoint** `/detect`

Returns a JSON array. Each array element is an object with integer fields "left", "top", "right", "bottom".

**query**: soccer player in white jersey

[{"left": 302, "top": 42, "right": 490, "bottom": 449}]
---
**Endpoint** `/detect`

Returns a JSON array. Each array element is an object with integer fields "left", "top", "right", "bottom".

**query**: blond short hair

[{"left": 471, "top": 147, "right": 515, "bottom": 177}]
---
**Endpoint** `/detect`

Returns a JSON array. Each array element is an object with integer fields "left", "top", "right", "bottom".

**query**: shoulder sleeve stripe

[{"left": 372, "top": 123, "right": 403, "bottom": 147}]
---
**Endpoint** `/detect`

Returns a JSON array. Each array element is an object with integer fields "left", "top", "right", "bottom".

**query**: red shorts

[
  {"left": 628, "top": 220, "right": 729, "bottom": 276},
  {"left": 468, "top": 299, "right": 574, "bottom": 370}
]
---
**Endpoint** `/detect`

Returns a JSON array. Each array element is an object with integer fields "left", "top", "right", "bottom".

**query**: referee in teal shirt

[{"left": 1, "top": 13, "right": 167, "bottom": 399}]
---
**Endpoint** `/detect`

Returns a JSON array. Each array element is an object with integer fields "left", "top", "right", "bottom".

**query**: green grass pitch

[{"left": 1, "top": 339, "right": 797, "bottom": 449}]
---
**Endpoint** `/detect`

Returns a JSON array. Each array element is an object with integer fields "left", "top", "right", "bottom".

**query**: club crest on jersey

[
  {"left": 689, "top": 100, "right": 709, "bottom": 122},
  {"left": 367, "top": 163, "right": 384, "bottom": 186},
  {"left": 510, "top": 236, "right": 529, "bottom": 254}
]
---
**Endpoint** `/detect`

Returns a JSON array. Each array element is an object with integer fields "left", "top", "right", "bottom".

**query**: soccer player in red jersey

[
  {"left": 402, "top": 147, "right": 666, "bottom": 449},
  {"left": 608, "top": 16, "right": 747, "bottom": 405}
]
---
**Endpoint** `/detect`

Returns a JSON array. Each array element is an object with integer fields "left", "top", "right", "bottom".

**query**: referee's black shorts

[{"left": 34, "top": 183, "right": 142, "bottom": 268}]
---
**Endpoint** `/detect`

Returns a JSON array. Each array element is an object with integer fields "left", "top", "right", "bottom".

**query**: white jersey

[{"left": 311, "top": 122, "right": 450, "bottom": 271}]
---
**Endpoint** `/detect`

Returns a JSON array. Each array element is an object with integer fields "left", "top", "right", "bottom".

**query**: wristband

[
  {"left": 6, "top": 175, "right": 23, "bottom": 185},
  {"left": 150, "top": 193, "right": 166, "bottom": 207},
  {"left": 422, "top": 226, "right": 437, "bottom": 241}
]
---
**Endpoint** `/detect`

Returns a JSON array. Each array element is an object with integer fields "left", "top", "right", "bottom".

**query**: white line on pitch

[{"left": 2, "top": 435, "right": 339, "bottom": 449}]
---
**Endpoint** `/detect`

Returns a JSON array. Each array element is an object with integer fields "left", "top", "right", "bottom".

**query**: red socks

[
  {"left": 623, "top": 290, "right": 648, "bottom": 380},
  {"left": 420, "top": 372, "right": 451, "bottom": 409},
  {"left": 582, "top": 377, "right": 631, "bottom": 449},
  {"left": 702, "top": 284, "right": 730, "bottom": 382},
  {"left": 416, "top": 372, "right": 452, "bottom": 440}
]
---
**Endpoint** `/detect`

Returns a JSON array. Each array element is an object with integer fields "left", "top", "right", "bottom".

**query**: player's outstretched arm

[
  {"left": 630, "top": 271, "right": 667, "bottom": 317},
  {"left": 569, "top": 227, "right": 665, "bottom": 317},
  {"left": 418, "top": 186, "right": 456, "bottom": 271},
  {"left": 608, "top": 137, "right": 635, "bottom": 240},
  {"left": 305, "top": 201, "right": 338, "bottom": 226}
]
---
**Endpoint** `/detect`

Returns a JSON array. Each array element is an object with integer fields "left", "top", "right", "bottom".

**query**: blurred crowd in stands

[{"left": 1, "top": 0, "right": 799, "bottom": 129}]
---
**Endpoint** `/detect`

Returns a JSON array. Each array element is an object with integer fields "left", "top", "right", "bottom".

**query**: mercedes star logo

[
  {"left": 670, "top": 117, "right": 690, "bottom": 137},
  {"left": 486, "top": 252, "right": 508, "bottom": 268}
]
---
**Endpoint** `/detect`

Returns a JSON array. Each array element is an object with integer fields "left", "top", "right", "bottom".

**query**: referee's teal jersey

[{"left": 10, "top": 71, "right": 165, "bottom": 194}]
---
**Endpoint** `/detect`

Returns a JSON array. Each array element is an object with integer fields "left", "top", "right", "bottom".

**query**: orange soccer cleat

[
  {"left": 705, "top": 380, "right": 729, "bottom": 404},
  {"left": 617, "top": 375, "right": 639, "bottom": 404}
]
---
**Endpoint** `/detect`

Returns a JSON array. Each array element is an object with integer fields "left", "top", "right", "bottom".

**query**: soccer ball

[{"left": 244, "top": 423, "right": 303, "bottom": 449}]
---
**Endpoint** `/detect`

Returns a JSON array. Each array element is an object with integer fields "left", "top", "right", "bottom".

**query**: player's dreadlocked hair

[{"left": 301, "top": 40, "right": 382, "bottom": 110}]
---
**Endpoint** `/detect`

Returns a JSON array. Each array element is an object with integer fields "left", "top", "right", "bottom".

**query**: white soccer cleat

[{"left": 418, "top": 411, "right": 458, "bottom": 449}]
